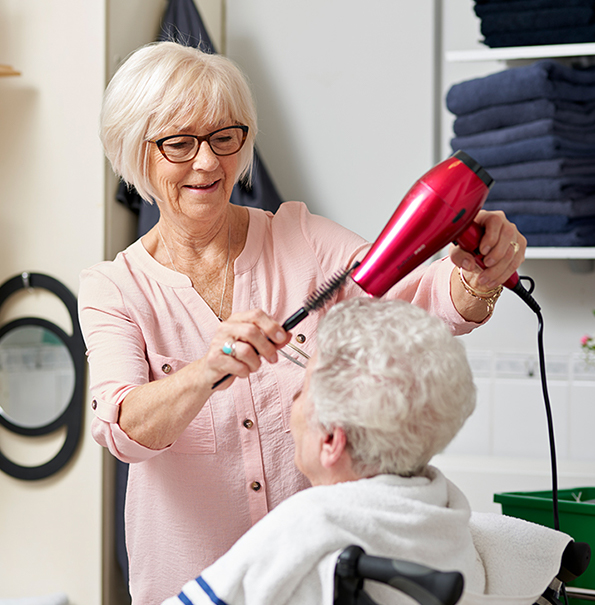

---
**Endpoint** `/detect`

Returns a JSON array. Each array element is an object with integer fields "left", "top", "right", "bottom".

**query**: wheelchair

[{"left": 334, "top": 541, "right": 591, "bottom": 605}]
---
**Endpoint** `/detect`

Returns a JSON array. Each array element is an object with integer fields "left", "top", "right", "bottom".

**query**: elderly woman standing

[{"left": 79, "top": 41, "right": 526, "bottom": 605}]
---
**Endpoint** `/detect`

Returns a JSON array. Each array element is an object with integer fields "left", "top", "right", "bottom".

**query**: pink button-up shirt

[{"left": 78, "top": 202, "right": 478, "bottom": 605}]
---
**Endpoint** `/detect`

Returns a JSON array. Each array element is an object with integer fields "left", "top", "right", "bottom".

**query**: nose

[{"left": 191, "top": 141, "right": 220, "bottom": 170}]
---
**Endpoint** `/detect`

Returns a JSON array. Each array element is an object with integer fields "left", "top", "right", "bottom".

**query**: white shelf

[
  {"left": 525, "top": 247, "right": 595, "bottom": 260},
  {"left": 446, "top": 42, "right": 595, "bottom": 63},
  {"left": 445, "top": 44, "right": 595, "bottom": 262}
]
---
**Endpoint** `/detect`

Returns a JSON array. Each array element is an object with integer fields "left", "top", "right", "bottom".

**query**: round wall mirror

[
  {"left": 0, "top": 324, "right": 75, "bottom": 428},
  {"left": 0, "top": 273, "right": 85, "bottom": 480}
]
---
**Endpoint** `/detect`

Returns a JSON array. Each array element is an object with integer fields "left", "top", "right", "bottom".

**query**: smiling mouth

[{"left": 185, "top": 180, "right": 219, "bottom": 190}]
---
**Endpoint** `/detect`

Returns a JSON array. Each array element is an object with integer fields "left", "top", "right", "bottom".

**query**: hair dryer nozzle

[
  {"left": 451, "top": 150, "right": 494, "bottom": 191},
  {"left": 351, "top": 151, "right": 493, "bottom": 298}
]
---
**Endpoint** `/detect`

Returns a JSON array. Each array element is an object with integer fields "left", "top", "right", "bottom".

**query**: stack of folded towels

[
  {"left": 474, "top": 0, "right": 595, "bottom": 48},
  {"left": 447, "top": 59, "right": 595, "bottom": 246}
]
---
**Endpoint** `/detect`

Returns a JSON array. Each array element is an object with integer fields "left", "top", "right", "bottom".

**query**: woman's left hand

[
  {"left": 449, "top": 210, "right": 526, "bottom": 322},
  {"left": 450, "top": 209, "right": 526, "bottom": 290}
]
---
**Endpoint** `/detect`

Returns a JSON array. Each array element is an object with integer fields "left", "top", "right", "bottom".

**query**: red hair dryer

[
  {"left": 351, "top": 150, "right": 539, "bottom": 311},
  {"left": 277, "top": 150, "right": 538, "bottom": 343}
]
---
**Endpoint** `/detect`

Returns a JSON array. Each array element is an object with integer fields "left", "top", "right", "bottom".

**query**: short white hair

[
  {"left": 100, "top": 41, "right": 257, "bottom": 204},
  {"left": 310, "top": 297, "right": 476, "bottom": 477}
]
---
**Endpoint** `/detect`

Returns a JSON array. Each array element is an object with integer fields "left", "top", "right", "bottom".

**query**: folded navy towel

[
  {"left": 484, "top": 199, "right": 595, "bottom": 217},
  {"left": 452, "top": 118, "right": 595, "bottom": 150},
  {"left": 453, "top": 99, "right": 595, "bottom": 136},
  {"left": 475, "top": 0, "right": 595, "bottom": 16},
  {"left": 487, "top": 158, "right": 595, "bottom": 179},
  {"left": 506, "top": 213, "right": 595, "bottom": 233},
  {"left": 479, "top": 8, "right": 595, "bottom": 36},
  {"left": 525, "top": 228, "right": 595, "bottom": 245},
  {"left": 452, "top": 135, "right": 595, "bottom": 166},
  {"left": 446, "top": 60, "right": 595, "bottom": 116},
  {"left": 489, "top": 176, "right": 595, "bottom": 200},
  {"left": 483, "top": 25, "right": 595, "bottom": 47}
]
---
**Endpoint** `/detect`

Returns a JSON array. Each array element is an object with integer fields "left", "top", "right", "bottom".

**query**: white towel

[
  {"left": 0, "top": 594, "right": 68, "bottom": 605},
  {"left": 164, "top": 467, "right": 485, "bottom": 605},
  {"left": 162, "top": 468, "right": 572, "bottom": 605},
  {"left": 463, "top": 512, "right": 572, "bottom": 603}
]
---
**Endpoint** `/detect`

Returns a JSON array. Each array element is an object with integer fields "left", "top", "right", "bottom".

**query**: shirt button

[
  {"left": 162, "top": 363, "right": 172, "bottom": 374},
  {"left": 91, "top": 399, "right": 97, "bottom": 410},
  {"left": 250, "top": 481, "right": 262, "bottom": 492},
  {"left": 243, "top": 419, "right": 254, "bottom": 429},
  {"left": 296, "top": 334, "right": 306, "bottom": 343}
]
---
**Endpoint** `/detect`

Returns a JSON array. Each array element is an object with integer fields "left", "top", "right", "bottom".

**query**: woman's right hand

[
  {"left": 208, "top": 309, "right": 291, "bottom": 389},
  {"left": 119, "top": 309, "right": 290, "bottom": 449}
]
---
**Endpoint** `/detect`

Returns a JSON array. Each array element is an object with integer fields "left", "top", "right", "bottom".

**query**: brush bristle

[{"left": 303, "top": 263, "right": 357, "bottom": 312}]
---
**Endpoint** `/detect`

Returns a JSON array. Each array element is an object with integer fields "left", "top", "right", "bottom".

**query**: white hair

[
  {"left": 100, "top": 41, "right": 257, "bottom": 204},
  {"left": 310, "top": 297, "right": 476, "bottom": 477}
]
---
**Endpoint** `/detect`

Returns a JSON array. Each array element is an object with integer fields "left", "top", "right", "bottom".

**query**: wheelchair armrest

[
  {"left": 558, "top": 541, "right": 591, "bottom": 584},
  {"left": 334, "top": 545, "right": 464, "bottom": 605}
]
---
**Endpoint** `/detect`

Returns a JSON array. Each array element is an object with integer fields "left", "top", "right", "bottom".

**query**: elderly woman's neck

[{"left": 157, "top": 205, "right": 248, "bottom": 264}]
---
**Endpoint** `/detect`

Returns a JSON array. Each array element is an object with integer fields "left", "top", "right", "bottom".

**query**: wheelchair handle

[{"left": 335, "top": 545, "right": 464, "bottom": 605}]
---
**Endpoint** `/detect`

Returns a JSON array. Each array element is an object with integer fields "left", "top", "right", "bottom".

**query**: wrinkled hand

[
  {"left": 207, "top": 309, "right": 290, "bottom": 389},
  {"left": 449, "top": 210, "right": 526, "bottom": 290}
]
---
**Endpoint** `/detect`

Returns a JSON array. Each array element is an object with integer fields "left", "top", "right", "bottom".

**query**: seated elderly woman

[{"left": 162, "top": 297, "right": 572, "bottom": 605}]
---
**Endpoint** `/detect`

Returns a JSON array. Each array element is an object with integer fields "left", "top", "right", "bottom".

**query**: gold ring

[{"left": 511, "top": 241, "right": 520, "bottom": 254}]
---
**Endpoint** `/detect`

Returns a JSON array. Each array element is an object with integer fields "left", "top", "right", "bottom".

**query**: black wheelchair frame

[{"left": 333, "top": 541, "right": 591, "bottom": 605}]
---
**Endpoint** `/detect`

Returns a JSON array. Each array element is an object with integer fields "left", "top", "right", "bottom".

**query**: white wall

[
  {"left": 226, "top": 0, "right": 438, "bottom": 243},
  {"left": 0, "top": 1, "right": 105, "bottom": 603}
]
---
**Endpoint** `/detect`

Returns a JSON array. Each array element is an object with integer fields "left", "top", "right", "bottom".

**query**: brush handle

[
  {"left": 282, "top": 307, "right": 310, "bottom": 331},
  {"left": 212, "top": 307, "right": 311, "bottom": 389},
  {"left": 212, "top": 373, "right": 232, "bottom": 389},
  {"left": 212, "top": 263, "right": 358, "bottom": 389}
]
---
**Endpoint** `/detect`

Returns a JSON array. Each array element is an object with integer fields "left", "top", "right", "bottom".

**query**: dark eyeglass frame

[{"left": 149, "top": 125, "right": 249, "bottom": 163}]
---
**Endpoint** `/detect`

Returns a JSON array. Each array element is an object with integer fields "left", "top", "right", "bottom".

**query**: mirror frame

[{"left": 0, "top": 272, "right": 85, "bottom": 480}]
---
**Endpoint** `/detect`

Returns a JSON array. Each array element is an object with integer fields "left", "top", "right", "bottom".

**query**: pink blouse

[{"left": 78, "top": 202, "right": 479, "bottom": 605}]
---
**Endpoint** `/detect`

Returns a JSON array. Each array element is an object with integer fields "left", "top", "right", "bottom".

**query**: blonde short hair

[{"left": 100, "top": 41, "right": 257, "bottom": 203}]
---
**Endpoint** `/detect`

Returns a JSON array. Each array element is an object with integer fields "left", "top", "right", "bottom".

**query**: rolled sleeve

[
  {"left": 91, "top": 395, "right": 120, "bottom": 424},
  {"left": 91, "top": 414, "right": 171, "bottom": 463}
]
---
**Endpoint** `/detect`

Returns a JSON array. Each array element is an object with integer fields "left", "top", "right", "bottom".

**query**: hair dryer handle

[
  {"left": 454, "top": 223, "right": 541, "bottom": 314},
  {"left": 454, "top": 222, "right": 519, "bottom": 290}
]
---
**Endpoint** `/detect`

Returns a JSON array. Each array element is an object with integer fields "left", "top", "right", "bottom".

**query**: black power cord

[
  {"left": 515, "top": 275, "right": 559, "bottom": 532},
  {"left": 514, "top": 275, "right": 568, "bottom": 604}
]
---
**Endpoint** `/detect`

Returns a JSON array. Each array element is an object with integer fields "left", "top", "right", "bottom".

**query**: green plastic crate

[{"left": 494, "top": 487, "right": 595, "bottom": 591}]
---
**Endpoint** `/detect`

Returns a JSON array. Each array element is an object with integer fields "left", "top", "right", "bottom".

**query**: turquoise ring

[{"left": 222, "top": 340, "right": 236, "bottom": 357}]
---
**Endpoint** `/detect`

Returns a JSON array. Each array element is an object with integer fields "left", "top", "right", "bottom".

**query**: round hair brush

[
  {"left": 211, "top": 262, "right": 359, "bottom": 389},
  {"left": 281, "top": 262, "right": 360, "bottom": 331}
]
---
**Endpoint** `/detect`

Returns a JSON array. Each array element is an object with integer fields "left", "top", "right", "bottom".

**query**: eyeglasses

[{"left": 148, "top": 125, "right": 249, "bottom": 163}]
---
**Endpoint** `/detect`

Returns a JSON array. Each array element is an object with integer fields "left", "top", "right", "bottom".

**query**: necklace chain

[
  {"left": 218, "top": 224, "right": 232, "bottom": 321},
  {"left": 157, "top": 222, "right": 232, "bottom": 321}
]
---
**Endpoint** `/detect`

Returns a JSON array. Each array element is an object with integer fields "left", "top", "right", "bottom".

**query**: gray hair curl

[{"left": 310, "top": 297, "right": 476, "bottom": 477}]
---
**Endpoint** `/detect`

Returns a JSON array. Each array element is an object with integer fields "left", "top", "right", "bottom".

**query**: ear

[{"left": 320, "top": 426, "right": 348, "bottom": 470}]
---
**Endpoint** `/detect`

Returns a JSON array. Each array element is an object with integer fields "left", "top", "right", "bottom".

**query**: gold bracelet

[{"left": 458, "top": 267, "right": 503, "bottom": 317}]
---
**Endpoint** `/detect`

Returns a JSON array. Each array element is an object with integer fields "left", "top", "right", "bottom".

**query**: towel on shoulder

[{"left": 161, "top": 467, "right": 571, "bottom": 605}]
